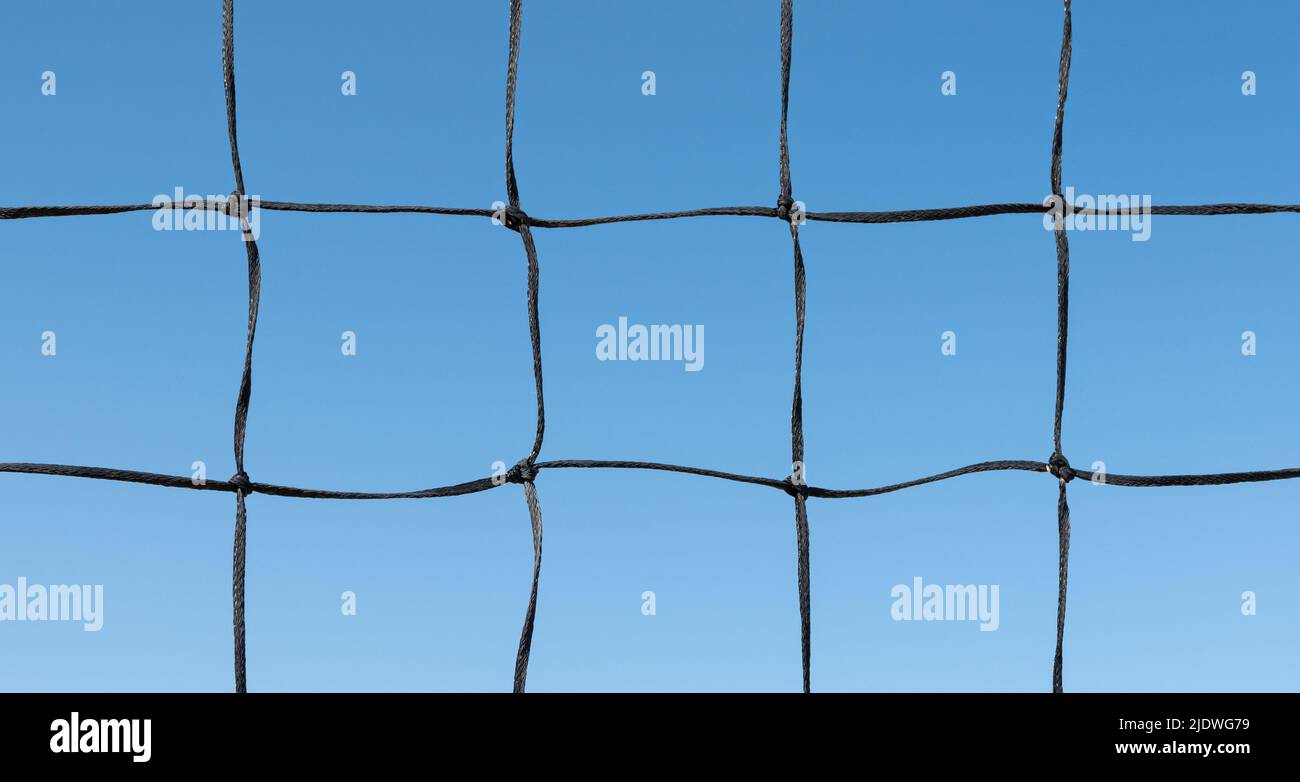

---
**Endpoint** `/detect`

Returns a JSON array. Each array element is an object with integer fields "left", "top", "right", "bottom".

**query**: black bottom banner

[{"left": 0, "top": 692, "right": 1285, "bottom": 769}]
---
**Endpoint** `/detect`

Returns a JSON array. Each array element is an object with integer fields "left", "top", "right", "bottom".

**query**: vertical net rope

[
  {"left": 1047, "top": 0, "right": 1075, "bottom": 696},
  {"left": 221, "top": 0, "right": 261, "bottom": 694},
  {"left": 777, "top": 0, "right": 813, "bottom": 695}
]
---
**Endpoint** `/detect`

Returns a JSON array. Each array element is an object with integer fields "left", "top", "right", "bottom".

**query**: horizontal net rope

[
  {"left": 4, "top": 0, "right": 1296, "bottom": 692},
  {"left": 6, "top": 458, "right": 1300, "bottom": 498},
  {"left": 5, "top": 201, "right": 1300, "bottom": 224}
]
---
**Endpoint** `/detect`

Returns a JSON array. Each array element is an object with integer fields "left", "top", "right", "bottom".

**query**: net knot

[
  {"left": 506, "top": 458, "right": 536, "bottom": 484},
  {"left": 776, "top": 194, "right": 794, "bottom": 222},
  {"left": 229, "top": 471, "right": 253, "bottom": 496},
  {"left": 223, "top": 191, "right": 248, "bottom": 219},
  {"left": 1047, "top": 452, "right": 1074, "bottom": 483},
  {"left": 782, "top": 475, "right": 806, "bottom": 498},
  {"left": 503, "top": 204, "right": 529, "bottom": 232}
]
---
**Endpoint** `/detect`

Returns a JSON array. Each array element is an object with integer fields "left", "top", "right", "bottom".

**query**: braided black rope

[
  {"left": 1048, "top": 0, "right": 1073, "bottom": 696},
  {"left": 7, "top": 201, "right": 1299, "bottom": 225},
  {"left": 221, "top": 0, "right": 262, "bottom": 695},
  {"left": 4, "top": 0, "right": 1300, "bottom": 693},
  {"left": 501, "top": 0, "right": 549, "bottom": 694},
  {"left": 512, "top": 476, "right": 543, "bottom": 692},
  {"left": 776, "top": 0, "right": 812, "bottom": 696},
  {"left": 9, "top": 458, "right": 1300, "bottom": 498}
]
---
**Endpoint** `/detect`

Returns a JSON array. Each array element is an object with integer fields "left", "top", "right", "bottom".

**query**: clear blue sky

[{"left": 2, "top": 0, "right": 1297, "bottom": 692}]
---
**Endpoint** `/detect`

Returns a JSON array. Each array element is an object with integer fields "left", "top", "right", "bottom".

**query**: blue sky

[{"left": 2, "top": 0, "right": 1298, "bottom": 692}]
